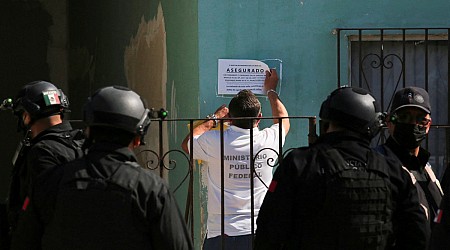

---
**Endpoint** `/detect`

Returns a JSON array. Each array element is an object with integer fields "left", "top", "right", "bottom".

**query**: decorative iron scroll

[
  {"left": 361, "top": 52, "right": 404, "bottom": 95},
  {"left": 137, "top": 148, "right": 191, "bottom": 193},
  {"left": 134, "top": 115, "right": 317, "bottom": 247}
]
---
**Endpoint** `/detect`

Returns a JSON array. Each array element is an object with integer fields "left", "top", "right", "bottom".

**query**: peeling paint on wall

[
  {"left": 124, "top": 3, "right": 168, "bottom": 179},
  {"left": 200, "top": 162, "right": 208, "bottom": 244}
]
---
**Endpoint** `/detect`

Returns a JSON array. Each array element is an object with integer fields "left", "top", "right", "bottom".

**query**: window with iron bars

[{"left": 336, "top": 28, "right": 449, "bottom": 178}]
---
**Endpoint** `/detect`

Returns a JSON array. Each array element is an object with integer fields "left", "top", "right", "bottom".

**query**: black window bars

[{"left": 336, "top": 28, "right": 450, "bottom": 178}]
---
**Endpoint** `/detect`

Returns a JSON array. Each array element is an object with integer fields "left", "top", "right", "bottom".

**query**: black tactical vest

[
  {"left": 303, "top": 146, "right": 394, "bottom": 250},
  {"left": 42, "top": 161, "right": 153, "bottom": 250}
]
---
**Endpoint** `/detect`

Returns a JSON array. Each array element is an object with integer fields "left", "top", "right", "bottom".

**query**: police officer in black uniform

[
  {"left": 11, "top": 86, "right": 193, "bottom": 250},
  {"left": 432, "top": 195, "right": 450, "bottom": 249},
  {"left": 376, "top": 87, "right": 442, "bottom": 230},
  {"left": 3, "top": 81, "right": 83, "bottom": 249},
  {"left": 254, "top": 86, "right": 428, "bottom": 250}
]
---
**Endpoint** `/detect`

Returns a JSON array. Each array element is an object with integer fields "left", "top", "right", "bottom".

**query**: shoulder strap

[
  {"left": 40, "top": 129, "right": 84, "bottom": 157},
  {"left": 424, "top": 163, "right": 444, "bottom": 195},
  {"left": 319, "top": 147, "right": 349, "bottom": 175},
  {"left": 76, "top": 157, "right": 142, "bottom": 192},
  {"left": 374, "top": 144, "right": 388, "bottom": 155}
]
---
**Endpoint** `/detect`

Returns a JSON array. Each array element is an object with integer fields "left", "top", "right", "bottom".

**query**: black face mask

[{"left": 393, "top": 123, "right": 427, "bottom": 150}]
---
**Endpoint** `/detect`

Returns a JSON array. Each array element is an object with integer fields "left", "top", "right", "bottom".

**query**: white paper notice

[{"left": 217, "top": 59, "right": 270, "bottom": 95}]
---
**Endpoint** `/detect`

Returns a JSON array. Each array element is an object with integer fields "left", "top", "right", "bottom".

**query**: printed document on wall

[{"left": 217, "top": 59, "right": 270, "bottom": 95}]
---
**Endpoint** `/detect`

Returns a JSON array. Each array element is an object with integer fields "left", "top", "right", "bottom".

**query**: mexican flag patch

[{"left": 43, "top": 90, "right": 61, "bottom": 106}]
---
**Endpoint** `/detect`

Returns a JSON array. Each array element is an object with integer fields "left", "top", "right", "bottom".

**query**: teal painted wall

[
  {"left": 195, "top": 2, "right": 450, "bottom": 247},
  {"left": 198, "top": 0, "right": 450, "bottom": 150}
]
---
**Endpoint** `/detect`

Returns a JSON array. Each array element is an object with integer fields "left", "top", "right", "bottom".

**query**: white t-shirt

[{"left": 188, "top": 124, "right": 285, "bottom": 238}]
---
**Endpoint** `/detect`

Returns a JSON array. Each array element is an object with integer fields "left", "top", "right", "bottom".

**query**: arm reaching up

[
  {"left": 181, "top": 105, "right": 229, "bottom": 154},
  {"left": 264, "top": 69, "right": 290, "bottom": 135}
]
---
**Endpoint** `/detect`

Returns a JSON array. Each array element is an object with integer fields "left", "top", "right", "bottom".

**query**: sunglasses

[{"left": 391, "top": 112, "right": 431, "bottom": 126}]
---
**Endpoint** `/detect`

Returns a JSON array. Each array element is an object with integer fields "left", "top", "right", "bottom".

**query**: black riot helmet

[
  {"left": 319, "top": 86, "right": 383, "bottom": 139},
  {"left": 13, "top": 81, "right": 70, "bottom": 121},
  {"left": 83, "top": 86, "right": 151, "bottom": 144}
]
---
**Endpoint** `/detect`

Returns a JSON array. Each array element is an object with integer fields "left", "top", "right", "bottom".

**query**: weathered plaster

[{"left": 124, "top": 3, "right": 168, "bottom": 179}]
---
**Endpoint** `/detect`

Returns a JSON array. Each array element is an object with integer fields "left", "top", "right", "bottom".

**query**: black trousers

[{"left": 203, "top": 234, "right": 253, "bottom": 250}]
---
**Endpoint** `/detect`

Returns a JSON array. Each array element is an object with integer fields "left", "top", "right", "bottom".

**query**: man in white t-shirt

[{"left": 182, "top": 69, "right": 289, "bottom": 250}]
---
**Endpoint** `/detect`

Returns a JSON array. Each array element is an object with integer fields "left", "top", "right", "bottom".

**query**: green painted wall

[
  {"left": 67, "top": 0, "right": 201, "bottom": 246},
  {"left": 68, "top": 0, "right": 161, "bottom": 118},
  {"left": 163, "top": 0, "right": 201, "bottom": 248}
]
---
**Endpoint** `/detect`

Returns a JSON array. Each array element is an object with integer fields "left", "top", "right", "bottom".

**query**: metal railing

[{"left": 135, "top": 116, "right": 317, "bottom": 248}]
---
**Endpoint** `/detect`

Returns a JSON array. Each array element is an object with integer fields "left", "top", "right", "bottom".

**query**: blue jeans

[{"left": 203, "top": 234, "right": 253, "bottom": 250}]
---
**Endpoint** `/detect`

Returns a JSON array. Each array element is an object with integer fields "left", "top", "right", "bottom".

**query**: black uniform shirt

[
  {"left": 384, "top": 137, "right": 443, "bottom": 223},
  {"left": 12, "top": 142, "right": 193, "bottom": 250},
  {"left": 7, "top": 121, "right": 79, "bottom": 230}
]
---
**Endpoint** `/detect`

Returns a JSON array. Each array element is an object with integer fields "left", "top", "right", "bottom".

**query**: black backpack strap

[
  {"left": 319, "top": 147, "right": 356, "bottom": 175},
  {"left": 68, "top": 129, "right": 85, "bottom": 148},
  {"left": 374, "top": 144, "right": 388, "bottom": 155},
  {"left": 39, "top": 129, "right": 85, "bottom": 157}
]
